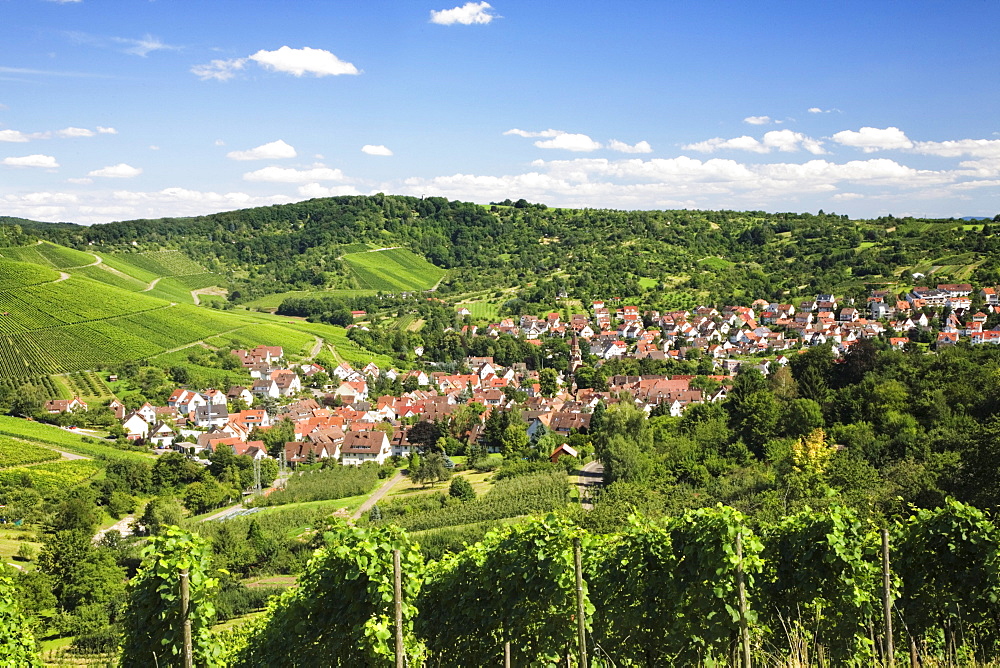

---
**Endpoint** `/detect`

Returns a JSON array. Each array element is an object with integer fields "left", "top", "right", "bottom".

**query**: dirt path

[
  {"left": 94, "top": 513, "right": 136, "bottom": 543},
  {"left": 308, "top": 336, "right": 323, "bottom": 358},
  {"left": 191, "top": 286, "right": 227, "bottom": 305},
  {"left": 352, "top": 470, "right": 404, "bottom": 520},
  {"left": 577, "top": 459, "right": 604, "bottom": 511},
  {"left": 54, "top": 271, "right": 70, "bottom": 282},
  {"left": 142, "top": 277, "right": 161, "bottom": 292}
]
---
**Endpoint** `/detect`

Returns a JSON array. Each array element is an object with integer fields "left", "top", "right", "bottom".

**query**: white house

[{"left": 340, "top": 431, "right": 392, "bottom": 466}]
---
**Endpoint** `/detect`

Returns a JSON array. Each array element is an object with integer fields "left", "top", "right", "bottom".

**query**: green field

[
  {"left": 68, "top": 264, "right": 148, "bottom": 291},
  {"left": 243, "top": 289, "right": 379, "bottom": 310},
  {"left": 0, "top": 416, "right": 150, "bottom": 461},
  {"left": 0, "top": 459, "right": 102, "bottom": 494},
  {"left": 108, "top": 249, "right": 206, "bottom": 276},
  {"left": 342, "top": 247, "right": 446, "bottom": 292},
  {"left": 0, "top": 436, "right": 61, "bottom": 468}
]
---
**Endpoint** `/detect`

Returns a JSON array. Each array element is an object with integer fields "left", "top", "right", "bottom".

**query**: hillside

[
  {"left": 0, "top": 243, "right": 395, "bottom": 399},
  {"left": 12, "top": 196, "right": 1000, "bottom": 315}
]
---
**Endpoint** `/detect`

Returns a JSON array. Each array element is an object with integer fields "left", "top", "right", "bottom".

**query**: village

[{"left": 38, "top": 281, "right": 1000, "bottom": 482}]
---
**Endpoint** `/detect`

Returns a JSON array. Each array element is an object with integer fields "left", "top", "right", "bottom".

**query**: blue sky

[{"left": 2, "top": 0, "right": 999, "bottom": 224}]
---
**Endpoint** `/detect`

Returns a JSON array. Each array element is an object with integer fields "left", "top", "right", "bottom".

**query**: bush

[{"left": 449, "top": 476, "right": 476, "bottom": 502}]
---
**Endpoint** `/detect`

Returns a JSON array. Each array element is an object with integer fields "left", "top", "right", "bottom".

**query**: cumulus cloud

[
  {"left": 744, "top": 116, "right": 772, "bottom": 125},
  {"left": 534, "top": 133, "right": 603, "bottom": 152},
  {"left": 249, "top": 46, "right": 358, "bottom": 77},
  {"left": 88, "top": 163, "right": 142, "bottom": 178},
  {"left": 67, "top": 177, "right": 93, "bottom": 184},
  {"left": 191, "top": 58, "right": 248, "bottom": 82},
  {"left": 0, "top": 130, "right": 31, "bottom": 143},
  {"left": 684, "top": 130, "right": 826, "bottom": 155},
  {"left": 608, "top": 139, "right": 653, "bottom": 154},
  {"left": 97, "top": 126, "right": 117, "bottom": 134},
  {"left": 298, "top": 183, "right": 364, "bottom": 198},
  {"left": 361, "top": 144, "right": 393, "bottom": 156},
  {"left": 430, "top": 2, "right": 498, "bottom": 25},
  {"left": 2, "top": 154, "right": 59, "bottom": 168},
  {"left": 226, "top": 139, "right": 297, "bottom": 161},
  {"left": 242, "top": 165, "right": 347, "bottom": 183},
  {"left": 808, "top": 107, "right": 840, "bottom": 114},
  {"left": 912, "top": 138, "right": 1000, "bottom": 159},
  {"left": 832, "top": 126, "right": 913, "bottom": 152}
]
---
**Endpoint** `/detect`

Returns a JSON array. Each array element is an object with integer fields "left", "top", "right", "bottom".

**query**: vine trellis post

[
  {"left": 882, "top": 528, "right": 894, "bottom": 668},
  {"left": 736, "top": 531, "right": 751, "bottom": 668},
  {"left": 394, "top": 549, "right": 403, "bottom": 668},
  {"left": 179, "top": 567, "right": 193, "bottom": 668},
  {"left": 574, "top": 536, "right": 589, "bottom": 668}
]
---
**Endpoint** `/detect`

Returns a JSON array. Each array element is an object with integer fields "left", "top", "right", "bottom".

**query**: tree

[
  {"left": 449, "top": 475, "right": 476, "bottom": 501},
  {"left": 500, "top": 421, "right": 529, "bottom": 456},
  {"left": 0, "top": 576, "right": 42, "bottom": 666},
  {"left": 9, "top": 384, "right": 45, "bottom": 417},
  {"left": 539, "top": 368, "right": 559, "bottom": 398},
  {"left": 725, "top": 368, "right": 780, "bottom": 456},
  {"left": 785, "top": 397, "right": 824, "bottom": 438},
  {"left": 151, "top": 452, "right": 203, "bottom": 491},
  {"left": 408, "top": 420, "right": 443, "bottom": 451},
  {"left": 136, "top": 496, "right": 185, "bottom": 536}
]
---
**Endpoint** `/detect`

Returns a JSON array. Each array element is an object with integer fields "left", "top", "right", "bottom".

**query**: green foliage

[
  {"left": 232, "top": 520, "right": 425, "bottom": 667},
  {"left": 448, "top": 475, "right": 475, "bottom": 501},
  {"left": 256, "top": 465, "right": 380, "bottom": 506},
  {"left": 120, "top": 525, "right": 223, "bottom": 667},
  {"left": 0, "top": 575, "right": 42, "bottom": 667},
  {"left": 417, "top": 515, "right": 590, "bottom": 666},
  {"left": 0, "top": 436, "right": 60, "bottom": 468},
  {"left": 371, "top": 470, "right": 569, "bottom": 532}
]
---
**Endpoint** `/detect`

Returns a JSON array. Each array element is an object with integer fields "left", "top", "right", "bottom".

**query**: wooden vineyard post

[
  {"left": 394, "top": 549, "right": 404, "bottom": 668},
  {"left": 180, "top": 568, "right": 193, "bottom": 668},
  {"left": 736, "top": 532, "right": 751, "bottom": 668},
  {"left": 882, "top": 528, "right": 895, "bottom": 668},
  {"left": 504, "top": 641, "right": 511, "bottom": 668},
  {"left": 574, "top": 536, "right": 589, "bottom": 668}
]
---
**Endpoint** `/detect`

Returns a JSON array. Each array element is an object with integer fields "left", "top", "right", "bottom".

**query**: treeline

[{"left": 16, "top": 195, "right": 1000, "bottom": 309}]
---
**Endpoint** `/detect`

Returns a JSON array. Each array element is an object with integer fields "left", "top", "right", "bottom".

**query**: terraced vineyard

[
  {"left": 64, "top": 371, "right": 114, "bottom": 401},
  {"left": 342, "top": 248, "right": 446, "bottom": 292},
  {"left": 0, "top": 416, "right": 150, "bottom": 461},
  {"left": 69, "top": 264, "right": 148, "bottom": 291}
]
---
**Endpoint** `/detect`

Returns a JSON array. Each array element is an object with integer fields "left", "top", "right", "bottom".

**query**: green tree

[
  {"left": 448, "top": 475, "right": 476, "bottom": 501},
  {"left": 538, "top": 368, "right": 559, "bottom": 398},
  {"left": 0, "top": 575, "right": 42, "bottom": 666}
]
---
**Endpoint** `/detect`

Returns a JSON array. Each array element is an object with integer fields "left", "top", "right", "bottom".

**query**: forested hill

[{"left": 10, "top": 196, "right": 1000, "bottom": 308}]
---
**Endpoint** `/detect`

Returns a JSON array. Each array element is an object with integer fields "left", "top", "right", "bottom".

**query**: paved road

[
  {"left": 352, "top": 470, "right": 404, "bottom": 520},
  {"left": 577, "top": 460, "right": 604, "bottom": 510}
]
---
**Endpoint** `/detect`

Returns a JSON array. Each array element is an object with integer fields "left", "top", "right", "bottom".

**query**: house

[
  {"left": 107, "top": 398, "right": 126, "bottom": 420},
  {"left": 549, "top": 412, "right": 592, "bottom": 435},
  {"left": 271, "top": 370, "right": 302, "bottom": 397},
  {"left": 168, "top": 388, "right": 206, "bottom": 415},
  {"left": 121, "top": 412, "right": 149, "bottom": 440},
  {"left": 227, "top": 386, "right": 254, "bottom": 407},
  {"left": 252, "top": 378, "right": 280, "bottom": 399},
  {"left": 148, "top": 422, "right": 175, "bottom": 448},
  {"left": 340, "top": 430, "right": 392, "bottom": 466},
  {"left": 44, "top": 397, "right": 88, "bottom": 414},
  {"left": 192, "top": 404, "right": 229, "bottom": 428},
  {"left": 202, "top": 389, "right": 228, "bottom": 406},
  {"left": 549, "top": 443, "right": 579, "bottom": 463},
  {"left": 136, "top": 402, "right": 157, "bottom": 424}
]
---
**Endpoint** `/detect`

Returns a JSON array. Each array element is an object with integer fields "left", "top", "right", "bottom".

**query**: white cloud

[
  {"left": 242, "top": 165, "right": 346, "bottom": 183},
  {"left": 148, "top": 145, "right": 160, "bottom": 151},
  {"left": 57, "top": 127, "right": 95, "bottom": 138},
  {"left": 808, "top": 107, "right": 823, "bottom": 114},
  {"left": 744, "top": 116, "right": 772, "bottom": 125},
  {"left": 226, "top": 139, "right": 297, "bottom": 161},
  {"left": 832, "top": 192, "right": 864, "bottom": 201},
  {"left": 912, "top": 138, "right": 1000, "bottom": 158},
  {"left": 191, "top": 58, "right": 247, "bottom": 82},
  {"left": 249, "top": 46, "right": 358, "bottom": 77},
  {"left": 608, "top": 139, "right": 653, "bottom": 154},
  {"left": 297, "top": 183, "right": 364, "bottom": 198},
  {"left": 503, "top": 128, "right": 563, "bottom": 138},
  {"left": 683, "top": 130, "right": 826, "bottom": 155},
  {"left": 88, "top": 163, "right": 142, "bottom": 178},
  {"left": 96, "top": 126, "right": 117, "bottom": 134},
  {"left": 2, "top": 154, "right": 59, "bottom": 168},
  {"left": 113, "top": 34, "right": 181, "bottom": 57},
  {"left": 832, "top": 126, "right": 913, "bottom": 152},
  {"left": 214, "top": 139, "right": 226, "bottom": 146},
  {"left": 361, "top": 144, "right": 393, "bottom": 156},
  {"left": 534, "top": 133, "right": 602, "bottom": 152},
  {"left": 67, "top": 177, "right": 93, "bottom": 184},
  {"left": 430, "top": 2, "right": 498, "bottom": 25},
  {"left": 0, "top": 130, "right": 31, "bottom": 143}
]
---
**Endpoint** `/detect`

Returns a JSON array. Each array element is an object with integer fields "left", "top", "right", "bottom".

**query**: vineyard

[
  {"left": 0, "top": 258, "right": 58, "bottom": 288},
  {"left": 109, "top": 249, "right": 207, "bottom": 277},
  {"left": 68, "top": 264, "right": 148, "bottom": 291},
  {"left": 255, "top": 465, "right": 381, "bottom": 507},
  {"left": 0, "top": 241, "right": 94, "bottom": 269},
  {"left": 342, "top": 248, "right": 446, "bottom": 293},
  {"left": 0, "top": 435, "right": 60, "bottom": 468},
  {"left": 0, "top": 459, "right": 101, "bottom": 494},
  {"left": 63, "top": 371, "right": 114, "bottom": 401},
  {"left": 105, "top": 500, "right": 1000, "bottom": 667},
  {"left": 0, "top": 416, "right": 150, "bottom": 461}
]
